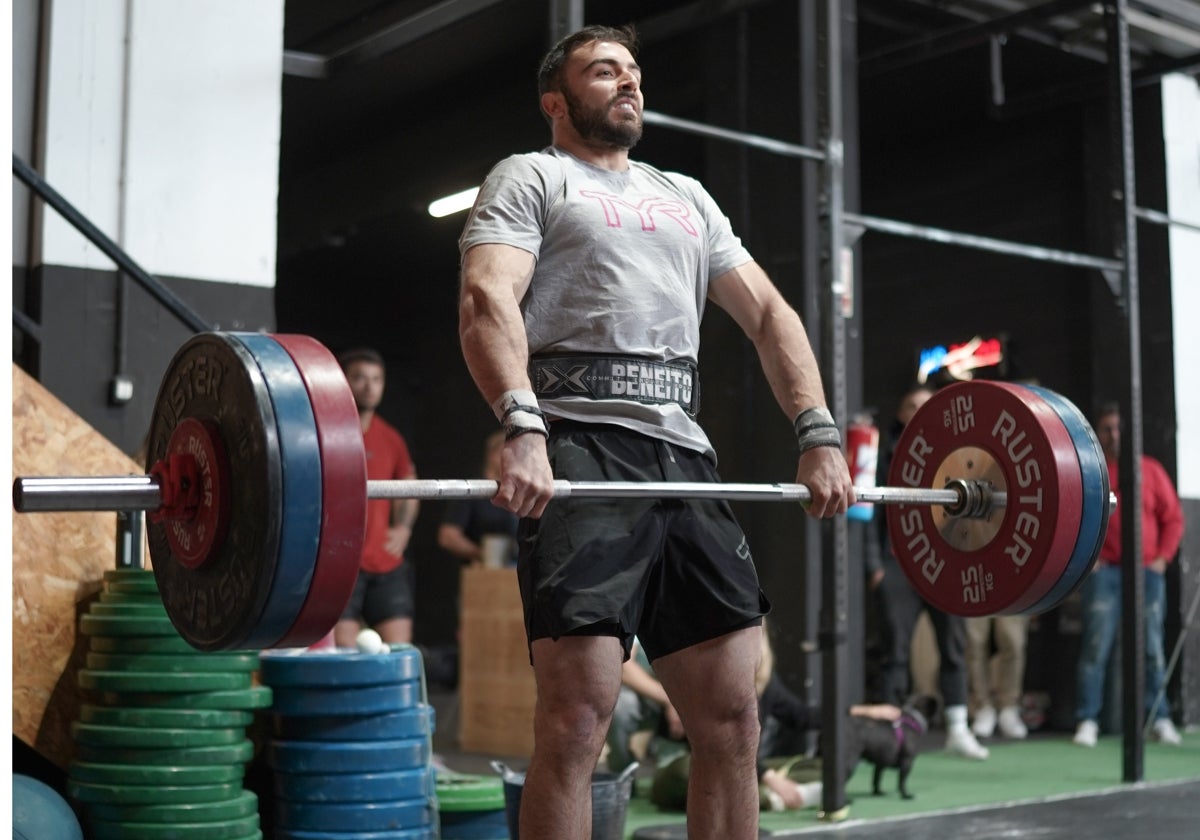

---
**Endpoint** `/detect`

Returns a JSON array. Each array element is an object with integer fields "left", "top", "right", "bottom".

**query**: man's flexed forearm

[{"left": 459, "top": 242, "right": 555, "bottom": 518}]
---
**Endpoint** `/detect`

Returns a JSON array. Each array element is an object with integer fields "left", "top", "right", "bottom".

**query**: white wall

[
  {"left": 41, "top": 0, "right": 283, "bottom": 287},
  {"left": 1163, "top": 74, "right": 1200, "bottom": 499}
]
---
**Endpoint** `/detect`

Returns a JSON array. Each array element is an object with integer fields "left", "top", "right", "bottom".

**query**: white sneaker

[
  {"left": 1153, "top": 718, "right": 1183, "bottom": 747},
  {"left": 1073, "top": 719, "right": 1098, "bottom": 747},
  {"left": 972, "top": 706, "right": 996, "bottom": 738},
  {"left": 997, "top": 706, "right": 1028, "bottom": 739},
  {"left": 946, "top": 727, "right": 990, "bottom": 760}
]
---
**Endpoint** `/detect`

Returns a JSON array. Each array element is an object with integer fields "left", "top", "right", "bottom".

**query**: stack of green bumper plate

[{"left": 69, "top": 567, "right": 268, "bottom": 840}]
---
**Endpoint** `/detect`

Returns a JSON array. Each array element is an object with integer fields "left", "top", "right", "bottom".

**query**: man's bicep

[
  {"left": 461, "top": 242, "right": 537, "bottom": 303},
  {"left": 459, "top": 242, "right": 540, "bottom": 400}
]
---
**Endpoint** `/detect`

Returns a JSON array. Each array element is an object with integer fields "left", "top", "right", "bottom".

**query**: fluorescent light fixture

[{"left": 428, "top": 186, "right": 479, "bottom": 218}]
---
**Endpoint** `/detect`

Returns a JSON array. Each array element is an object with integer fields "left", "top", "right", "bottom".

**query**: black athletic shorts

[
  {"left": 517, "top": 421, "right": 770, "bottom": 663},
  {"left": 340, "top": 562, "right": 415, "bottom": 626}
]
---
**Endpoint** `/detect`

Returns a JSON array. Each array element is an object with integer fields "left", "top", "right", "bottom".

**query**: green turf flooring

[{"left": 621, "top": 730, "right": 1200, "bottom": 837}]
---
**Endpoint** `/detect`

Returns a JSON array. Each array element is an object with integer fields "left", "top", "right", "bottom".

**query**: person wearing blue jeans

[
  {"left": 1073, "top": 404, "right": 1185, "bottom": 747},
  {"left": 1074, "top": 566, "right": 1171, "bottom": 739}
]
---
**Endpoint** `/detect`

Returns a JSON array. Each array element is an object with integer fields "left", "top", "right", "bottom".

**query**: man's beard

[{"left": 565, "top": 90, "right": 642, "bottom": 150}]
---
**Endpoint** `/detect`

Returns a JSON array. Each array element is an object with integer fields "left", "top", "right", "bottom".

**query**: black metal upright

[
  {"left": 548, "top": 0, "right": 582, "bottom": 43},
  {"left": 1104, "top": 0, "right": 1146, "bottom": 784},
  {"left": 816, "top": 0, "right": 850, "bottom": 818}
]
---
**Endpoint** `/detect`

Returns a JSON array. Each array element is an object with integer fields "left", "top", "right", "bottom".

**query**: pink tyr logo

[{"left": 578, "top": 191, "right": 699, "bottom": 236}]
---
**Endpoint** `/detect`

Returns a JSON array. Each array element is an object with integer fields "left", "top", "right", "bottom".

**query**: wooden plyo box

[
  {"left": 457, "top": 567, "right": 536, "bottom": 757},
  {"left": 12, "top": 364, "right": 144, "bottom": 768}
]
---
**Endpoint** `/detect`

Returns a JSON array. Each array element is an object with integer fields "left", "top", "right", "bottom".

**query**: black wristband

[
  {"left": 501, "top": 403, "right": 546, "bottom": 422},
  {"left": 796, "top": 427, "right": 843, "bottom": 454}
]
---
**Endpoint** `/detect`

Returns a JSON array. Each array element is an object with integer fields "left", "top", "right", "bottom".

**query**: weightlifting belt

[{"left": 529, "top": 354, "right": 700, "bottom": 416}]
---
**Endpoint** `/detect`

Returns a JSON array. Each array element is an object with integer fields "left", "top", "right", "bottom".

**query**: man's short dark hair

[
  {"left": 338, "top": 347, "right": 385, "bottom": 372},
  {"left": 1096, "top": 401, "right": 1120, "bottom": 421},
  {"left": 537, "top": 24, "right": 639, "bottom": 98}
]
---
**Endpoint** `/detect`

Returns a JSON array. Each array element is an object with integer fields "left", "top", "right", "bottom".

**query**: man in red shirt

[
  {"left": 334, "top": 348, "right": 420, "bottom": 647},
  {"left": 1074, "top": 403, "right": 1185, "bottom": 747}
]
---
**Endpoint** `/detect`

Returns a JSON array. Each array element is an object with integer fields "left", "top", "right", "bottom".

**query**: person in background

[
  {"left": 965, "top": 377, "right": 1050, "bottom": 740},
  {"left": 334, "top": 348, "right": 420, "bottom": 647},
  {"left": 604, "top": 637, "right": 688, "bottom": 776},
  {"left": 966, "top": 614, "right": 1030, "bottom": 739},
  {"left": 456, "top": 24, "right": 854, "bottom": 839},
  {"left": 1073, "top": 403, "right": 1185, "bottom": 747},
  {"left": 873, "top": 384, "right": 989, "bottom": 760},
  {"left": 438, "top": 430, "right": 520, "bottom": 567}
]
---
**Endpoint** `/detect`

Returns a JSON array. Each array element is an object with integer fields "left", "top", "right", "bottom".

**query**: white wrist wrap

[
  {"left": 493, "top": 389, "right": 549, "bottom": 441},
  {"left": 492, "top": 389, "right": 540, "bottom": 422}
]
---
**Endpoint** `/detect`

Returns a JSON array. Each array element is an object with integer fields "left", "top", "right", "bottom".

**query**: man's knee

[
  {"left": 539, "top": 691, "right": 615, "bottom": 751},
  {"left": 686, "top": 696, "right": 759, "bottom": 761}
]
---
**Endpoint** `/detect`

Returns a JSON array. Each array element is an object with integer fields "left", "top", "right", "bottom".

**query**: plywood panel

[
  {"left": 458, "top": 567, "right": 536, "bottom": 756},
  {"left": 12, "top": 364, "right": 144, "bottom": 768}
]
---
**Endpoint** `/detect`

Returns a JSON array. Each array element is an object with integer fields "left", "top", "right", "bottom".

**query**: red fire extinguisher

[{"left": 845, "top": 415, "right": 879, "bottom": 522}]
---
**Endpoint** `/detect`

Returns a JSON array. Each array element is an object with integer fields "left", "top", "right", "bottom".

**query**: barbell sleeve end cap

[{"left": 11, "top": 476, "right": 165, "bottom": 513}]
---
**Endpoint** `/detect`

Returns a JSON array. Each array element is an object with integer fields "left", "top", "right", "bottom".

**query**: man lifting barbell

[{"left": 456, "top": 24, "right": 852, "bottom": 840}]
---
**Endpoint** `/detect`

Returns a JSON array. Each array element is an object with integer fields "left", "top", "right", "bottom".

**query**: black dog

[{"left": 842, "top": 695, "right": 938, "bottom": 799}]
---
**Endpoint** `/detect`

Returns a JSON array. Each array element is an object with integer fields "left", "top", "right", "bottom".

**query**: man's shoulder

[
  {"left": 475, "top": 150, "right": 571, "bottom": 211},
  {"left": 487, "top": 149, "right": 562, "bottom": 180}
]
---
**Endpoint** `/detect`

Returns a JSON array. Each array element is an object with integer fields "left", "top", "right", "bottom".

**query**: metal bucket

[{"left": 491, "top": 760, "right": 638, "bottom": 840}]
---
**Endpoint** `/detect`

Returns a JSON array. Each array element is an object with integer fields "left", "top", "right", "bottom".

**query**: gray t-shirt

[{"left": 459, "top": 147, "right": 753, "bottom": 456}]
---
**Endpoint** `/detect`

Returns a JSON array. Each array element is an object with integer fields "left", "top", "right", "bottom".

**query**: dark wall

[
  {"left": 860, "top": 47, "right": 1094, "bottom": 415},
  {"left": 19, "top": 265, "right": 275, "bottom": 458},
  {"left": 1085, "top": 87, "right": 1178, "bottom": 462}
]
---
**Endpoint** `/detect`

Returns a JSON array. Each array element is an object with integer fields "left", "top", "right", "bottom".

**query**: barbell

[{"left": 12, "top": 332, "right": 1111, "bottom": 651}]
